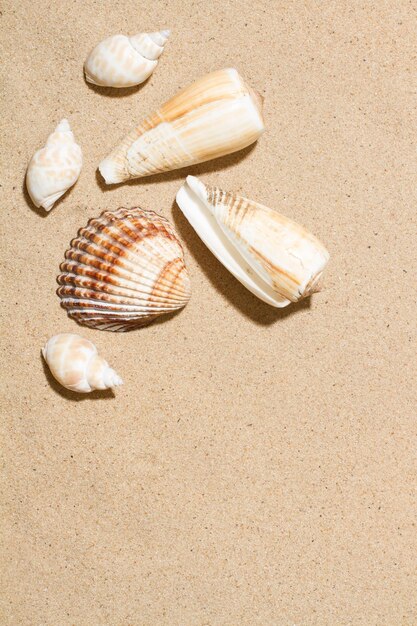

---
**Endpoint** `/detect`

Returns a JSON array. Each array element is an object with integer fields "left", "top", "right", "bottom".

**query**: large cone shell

[
  {"left": 57, "top": 208, "right": 191, "bottom": 331},
  {"left": 177, "top": 176, "right": 329, "bottom": 307},
  {"left": 99, "top": 68, "right": 265, "bottom": 184},
  {"left": 200, "top": 182, "right": 329, "bottom": 303}
]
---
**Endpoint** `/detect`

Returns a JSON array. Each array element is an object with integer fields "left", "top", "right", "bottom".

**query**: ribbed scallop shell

[
  {"left": 57, "top": 207, "right": 191, "bottom": 331},
  {"left": 84, "top": 30, "right": 169, "bottom": 88}
]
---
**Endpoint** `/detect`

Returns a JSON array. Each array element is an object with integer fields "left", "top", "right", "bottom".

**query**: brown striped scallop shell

[{"left": 57, "top": 207, "right": 191, "bottom": 331}]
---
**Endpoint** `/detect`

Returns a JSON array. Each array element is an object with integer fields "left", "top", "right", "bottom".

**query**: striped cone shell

[
  {"left": 57, "top": 207, "right": 191, "bottom": 331},
  {"left": 176, "top": 176, "right": 329, "bottom": 307},
  {"left": 99, "top": 68, "right": 265, "bottom": 184}
]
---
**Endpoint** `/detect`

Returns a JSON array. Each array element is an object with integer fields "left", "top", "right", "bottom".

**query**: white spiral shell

[
  {"left": 84, "top": 30, "right": 170, "bottom": 88},
  {"left": 42, "top": 333, "right": 123, "bottom": 393},
  {"left": 26, "top": 119, "right": 83, "bottom": 211}
]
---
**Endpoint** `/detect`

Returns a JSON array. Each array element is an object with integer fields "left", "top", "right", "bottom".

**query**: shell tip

[
  {"left": 98, "top": 159, "right": 123, "bottom": 185},
  {"left": 112, "top": 373, "right": 124, "bottom": 388},
  {"left": 147, "top": 30, "right": 170, "bottom": 47},
  {"left": 303, "top": 273, "right": 325, "bottom": 299},
  {"left": 185, "top": 175, "right": 208, "bottom": 203},
  {"left": 310, "top": 280, "right": 324, "bottom": 295},
  {"left": 56, "top": 118, "right": 70, "bottom": 132}
]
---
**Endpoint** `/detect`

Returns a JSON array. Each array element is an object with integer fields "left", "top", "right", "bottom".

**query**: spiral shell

[
  {"left": 99, "top": 68, "right": 265, "bottom": 184},
  {"left": 57, "top": 207, "right": 191, "bottom": 331},
  {"left": 42, "top": 333, "right": 123, "bottom": 393},
  {"left": 84, "top": 30, "right": 169, "bottom": 88},
  {"left": 176, "top": 176, "right": 330, "bottom": 307},
  {"left": 26, "top": 119, "right": 82, "bottom": 211}
]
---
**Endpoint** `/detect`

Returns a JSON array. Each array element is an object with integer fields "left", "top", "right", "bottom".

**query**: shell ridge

[
  {"left": 73, "top": 223, "right": 189, "bottom": 293},
  {"left": 58, "top": 272, "right": 190, "bottom": 306},
  {"left": 58, "top": 207, "right": 191, "bottom": 331},
  {"left": 61, "top": 247, "right": 189, "bottom": 299},
  {"left": 59, "top": 254, "right": 189, "bottom": 301}
]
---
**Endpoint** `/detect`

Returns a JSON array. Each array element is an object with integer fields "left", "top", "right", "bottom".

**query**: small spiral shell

[
  {"left": 42, "top": 333, "right": 123, "bottom": 393},
  {"left": 84, "top": 30, "right": 170, "bottom": 88},
  {"left": 26, "top": 119, "right": 82, "bottom": 211}
]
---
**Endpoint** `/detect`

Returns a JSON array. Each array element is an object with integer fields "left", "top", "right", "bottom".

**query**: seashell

[
  {"left": 99, "top": 68, "right": 265, "bottom": 184},
  {"left": 26, "top": 119, "right": 82, "bottom": 211},
  {"left": 176, "top": 176, "right": 330, "bottom": 307},
  {"left": 57, "top": 207, "right": 191, "bottom": 331},
  {"left": 84, "top": 30, "right": 170, "bottom": 88},
  {"left": 42, "top": 333, "right": 123, "bottom": 393}
]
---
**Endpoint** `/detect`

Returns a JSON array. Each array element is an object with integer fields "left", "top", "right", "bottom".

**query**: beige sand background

[{"left": 1, "top": 1, "right": 416, "bottom": 624}]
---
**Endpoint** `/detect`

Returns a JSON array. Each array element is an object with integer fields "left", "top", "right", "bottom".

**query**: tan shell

[
  {"left": 176, "top": 176, "right": 330, "bottom": 307},
  {"left": 99, "top": 68, "right": 265, "bottom": 184},
  {"left": 84, "top": 30, "right": 169, "bottom": 88},
  {"left": 57, "top": 207, "right": 191, "bottom": 331},
  {"left": 26, "top": 119, "right": 82, "bottom": 211},
  {"left": 42, "top": 333, "right": 123, "bottom": 393}
]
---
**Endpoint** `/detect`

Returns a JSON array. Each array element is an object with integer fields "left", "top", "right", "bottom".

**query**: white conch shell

[
  {"left": 42, "top": 333, "right": 123, "bottom": 393},
  {"left": 26, "top": 119, "right": 82, "bottom": 211},
  {"left": 99, "top": 68, "right": 265, "bottom": 184},
  {"left": 57, "top": 207, "right": 191, "bottom": 331},
  {"left": 176, "top": 176, "right": 330, "bottom": 307},
  {"left": 84, "top": 30, "right": 170, "bottom": 88}
]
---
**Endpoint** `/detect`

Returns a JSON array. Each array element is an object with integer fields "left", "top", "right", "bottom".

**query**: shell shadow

[
  {"left": 150, "top": 308, "right": 184, "bottom": 327},
  {"left": 94, "top": 143, "right": 258, "bottom": 191},
  {"left": 171, "top": 200, "right": 312, "bottom": 326},
  {"left": 22, "top": 177, "right": 76, "bottom": 217},
  {"left": 41, "top": 354, "right": 116, "bottom": 401},
  {"left": 84, "top": 75, "right": 152, "bottom": 98}
]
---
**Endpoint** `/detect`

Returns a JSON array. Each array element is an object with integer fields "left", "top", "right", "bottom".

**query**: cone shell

[
  {"left": 99, "top": 68, "right": 265, "bottom": 184},
  {"left": 42, "top": 333, "right": 123, "bottom": 393},
  {"left": 84, "top": 30, "right": 170, "bottom": 88},
  {"left": 26, "top": 119, "right": 82, "bottom": 211},
  {"left": 176, "top": 176, "right": 329, "bottom": 307},
  {"left": 57, "top": 207, "right": 191, "bottom": 331}
]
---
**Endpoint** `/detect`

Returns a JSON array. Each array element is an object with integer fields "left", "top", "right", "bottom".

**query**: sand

[{"left": 1, "top": 1, "right": 416, "bottom": 623}]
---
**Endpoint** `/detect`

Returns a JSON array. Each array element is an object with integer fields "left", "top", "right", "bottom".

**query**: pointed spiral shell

[
  {"left": 26, "top": 119, "right": 83, "bottom": 211},
  {"left": 84, "top": 30, "right": 170, "bottom": 88},
  {"left": 42, "top": 334, "right": 123, "bottom": 393},
  {"left": 57, "top": 207, "right": 191, "bottom": 331}
]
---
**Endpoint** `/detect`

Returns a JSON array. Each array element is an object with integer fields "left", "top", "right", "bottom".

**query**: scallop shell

[
  {"left": 84, "top": 30, "right": 170, "bottom": 88},
  {"left": 99, "top": 68, "right": 265, "bottom": 184},
  {"left": 26, "top": 119, "right": 82, "bottom": 211},
  {"left": 42, "top": 333, "right": 123, "bottom": 393},
  {"left": 57, "top": 207, "right": 191, "bottom": 331},
  {"left": 176, "top": 176, "right": 330, "bottom": 307}
]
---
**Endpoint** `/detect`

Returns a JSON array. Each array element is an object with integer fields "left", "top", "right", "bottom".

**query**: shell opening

[{"left": 176, "top": 176, "right": 290, "bottom": 308}]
